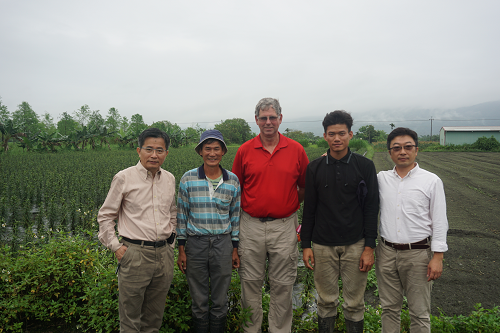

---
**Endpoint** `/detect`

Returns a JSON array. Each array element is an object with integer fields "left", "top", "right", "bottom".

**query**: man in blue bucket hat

[{"left": 176, "top": 129, "right": 241, "bottom": 333}]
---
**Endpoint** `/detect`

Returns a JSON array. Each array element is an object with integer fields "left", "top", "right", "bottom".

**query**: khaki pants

[
  {"left": 118, "top": 241, "right": 175, "bottom": 333},
  {"left": 375, "top": 241, "right": 433, "bottom": 333},
  {"left": 238, "top": 211, "right": 299, "bottom": 333},
  {"left": 312, "top": 239, "right": 368, "bottom": 322}
]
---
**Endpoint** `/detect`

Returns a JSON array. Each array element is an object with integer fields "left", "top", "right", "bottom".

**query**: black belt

[
  {"left": 381, "top": 237, "right": 430, "bottom": 250},
  {"left": 122, "top": 234, "right": 175, "bottom": 248},
  {"left": 259, "top": 217, "right": 276, "bottom": 222}
]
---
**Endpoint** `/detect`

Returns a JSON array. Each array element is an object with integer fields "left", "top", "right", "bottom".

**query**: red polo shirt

[{"left": 232, "top": 133, "right": 309, "bottom": 218}]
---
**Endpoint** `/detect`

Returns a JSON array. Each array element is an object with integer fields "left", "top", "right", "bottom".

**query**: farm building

[{"left": 439, "top": 126, "right": 500, "bottom": 145}]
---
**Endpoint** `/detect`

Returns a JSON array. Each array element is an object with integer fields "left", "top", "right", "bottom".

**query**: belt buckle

[{"left": 154, "top": 241, "right": 164, "bottom": 248}]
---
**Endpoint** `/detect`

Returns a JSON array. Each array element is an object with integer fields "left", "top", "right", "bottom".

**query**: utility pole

[{"left": 429, "top": 116, "right": 434, "bottom": 140}]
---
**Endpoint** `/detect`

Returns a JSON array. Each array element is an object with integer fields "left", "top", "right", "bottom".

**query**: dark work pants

[{"left": 185, "top": 234, "right": 233, "bottom": 320}]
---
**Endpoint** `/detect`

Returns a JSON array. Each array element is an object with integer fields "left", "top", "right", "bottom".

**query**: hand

[
  {"left": 303, "top": 248, "right": 315, "bottom": 271},
  {"left": 177, "top": 246, "right": 187, "bottom": 274},
  {"left": 115, "top": 245, "right": 128, "bottom": 262},
  {"left": 427, "top": 252, "right": 444, "bottom": 281},
  {"left": 359, "top": 247, "right": 375, "bottom": 272},
  {"left": 232, "top": 248, "right": 240, "bottom": 269}
]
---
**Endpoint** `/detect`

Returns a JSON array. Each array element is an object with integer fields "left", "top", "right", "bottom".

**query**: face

[
  {"left": 323, "top": 124, "right": 353, "bottom": 156},
  {"left": 255, "top": 107, "right": 282, "bottom": 138},
  {"left": 200, "top": 140, "right": 225, "bottom": 168},
  {"left": 137, "top": 137, "right": 168, "bottom": 174},
  {"left": 388, "top": 135, "right": 419, "bottom": 170}
]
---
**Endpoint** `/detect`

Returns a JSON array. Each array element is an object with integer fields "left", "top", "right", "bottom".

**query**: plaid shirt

[{"left": 176, "top": 165, "right": 241, "bottom": 247}]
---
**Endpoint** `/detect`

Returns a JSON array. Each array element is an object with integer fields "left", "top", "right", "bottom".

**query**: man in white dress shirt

[{"left": 376, "top": 127, "right": 448, "bottom": 333}]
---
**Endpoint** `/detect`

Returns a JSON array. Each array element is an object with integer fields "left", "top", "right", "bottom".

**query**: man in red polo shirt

[{"left": 232, "top": 97, "right": 309, "bottom": 333}]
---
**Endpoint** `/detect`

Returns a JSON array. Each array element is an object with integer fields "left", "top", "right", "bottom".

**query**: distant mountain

[{"left": 277, "top": 100, "right": 500, "bottom": 137}]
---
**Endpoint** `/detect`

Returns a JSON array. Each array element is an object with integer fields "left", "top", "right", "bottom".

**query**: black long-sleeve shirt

[{"left": 301, "top": 148, "right": 379, "bottom": 249}]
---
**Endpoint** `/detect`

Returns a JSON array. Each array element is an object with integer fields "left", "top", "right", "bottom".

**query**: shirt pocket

[
  {"left": 213, "top": 195, "right": 231, "bottom": 215},
  {"left": 402, "top": 190, "right": 429, "bottom": 214}
]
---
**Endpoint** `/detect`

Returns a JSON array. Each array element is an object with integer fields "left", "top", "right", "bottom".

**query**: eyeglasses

[
  {"left": 257, "top": 116, "right": 279, "bottom": 122},
  {"left": 389, "top": 145, "right": 417, "bottom": 152},
  {"left": 141, "top": 147, "right": 167, "bottom": 155}
]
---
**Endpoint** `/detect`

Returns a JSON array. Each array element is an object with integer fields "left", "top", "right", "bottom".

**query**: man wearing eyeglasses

[
  {"left": 376, "top": 127, "right": 448, "bottom": 333},
  {"left": 98, "top": 127, "right": 177, "bottom": 333},
  {"left": 232, "top": 98, "right": 309, "bottom": 333}
]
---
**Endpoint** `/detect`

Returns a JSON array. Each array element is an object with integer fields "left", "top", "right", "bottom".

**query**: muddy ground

[{"left": 370, "top": 151, "right": 500, "bottom": 317}]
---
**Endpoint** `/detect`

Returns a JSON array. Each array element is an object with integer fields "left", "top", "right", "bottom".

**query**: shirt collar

[
  {"left": 391, "top": 162, "right": 420, "bottom": 178},
  {"left": 197, "top": 164, "right": 229, "bottom": 181},
  {"left": 253, "top": 132, "right": 289, "bottom": 151},
  {"left": 135, "top": 161, "right": 162, "bottom": 180},
  {"left": 326, "top": 148, "right": 352, "bottom": 164}
]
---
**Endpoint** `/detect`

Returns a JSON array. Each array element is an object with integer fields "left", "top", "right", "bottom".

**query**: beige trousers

[
  {"left": 312, "top": 239, "right": 368, "bottom": 321},
  {"left": 118, "top": 241, "right": 174, "bottom": 333},
  {"left": 238, "top": 211, "right": 299, "bottom": 333},
  {"left": 375, "top": 241, "right": 433, "bottom": 333}
]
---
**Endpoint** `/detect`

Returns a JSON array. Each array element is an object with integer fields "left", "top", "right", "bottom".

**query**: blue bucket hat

[{"left": 195, "top": 130, "right": 228, "bottom": 154}]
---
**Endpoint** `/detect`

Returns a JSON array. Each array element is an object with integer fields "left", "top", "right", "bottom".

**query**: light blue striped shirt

[{"left": 176, "top": 165, "right": 241, "bottom": 247}]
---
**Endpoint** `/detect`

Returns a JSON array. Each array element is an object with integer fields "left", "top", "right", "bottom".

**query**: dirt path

[{"left": 372, "top": 151, "right": 500, "bottom": 316}]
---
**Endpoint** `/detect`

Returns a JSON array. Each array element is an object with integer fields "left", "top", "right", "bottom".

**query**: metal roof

[{"left": 441, "top": 126, "right": 500, "bottom": 132}]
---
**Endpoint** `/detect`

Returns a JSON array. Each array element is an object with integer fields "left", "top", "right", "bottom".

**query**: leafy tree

[
  {"left": 390, "top": 123, "right": 395, "bottom": 130},
  {"left": 120, "top": 116, "right": 129, "bottom": 133},
  {"left": 0, "top": 97, "right": 9, "bottom": 124},
  {"left": 0, "top": 119, "right": 22, "bottom": 152},
  {"left": 12, "top": 101, "right": 40, "bottom": 135},
  {"left": 373, "top": 130, "right": 387, "bottom": 142},
  {"left": 57, "top": 112, "right": 78, "bottom": 136},
  {"left": 129, "top": 114, "right": 147, "bottom": 135},
  {"left": 105, "top": 107, "right": 121, "bottom": 132},
  {"left": 214, "top": 118, "right": 251, "bottom": 144},
  {"left": 73, "top": 105, "right": 91, "bottom": 128},
  {"left": 284, "top": 129, "right": 319, "bottom": 143},
  {"left": 355, "top": 125, "right": 377, "bottom": 143},
  {"left": 87, "top": 110, "right": 105, "bottom": 132},
  {"left": 41, "top": 112, "right": 56, "bottom": 134}
]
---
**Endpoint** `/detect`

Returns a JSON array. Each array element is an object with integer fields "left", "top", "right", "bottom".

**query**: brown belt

[{"left": 381, "top": 237, "right": 430, "bottom": 250}]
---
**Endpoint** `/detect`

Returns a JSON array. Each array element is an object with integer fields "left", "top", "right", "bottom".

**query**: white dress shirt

[{"left": 378, "top": 163, "right": 448, "bottom": 252}]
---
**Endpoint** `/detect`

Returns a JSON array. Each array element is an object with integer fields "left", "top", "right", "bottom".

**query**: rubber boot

[
  {"left": 318, "top": 315, "right": 336, "bottom": 333},
  {"left": 345, "top": 319, "right": 364, "bottom": 333},
  {"left": 192, "top": 316, "right": 209, "bottom": 333},
  {"left": 209, "top": 313, "right": 227, "bottom": 333}
]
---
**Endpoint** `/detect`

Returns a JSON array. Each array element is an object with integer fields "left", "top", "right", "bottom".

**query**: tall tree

[
  {"left": 214, "top": 118, "right": 251, "bottom": 144},
  {"left": 73, "top": 104, "right": 91, "bottom": 128},
  {"left": 120, "top": 116, "right": 129, "bottom": 133},
  {"left": 57, "top": 112, "right": 78, "bottom": 136},
  {"left": 0, "top": 97, "right": 10, "bottom": 124},
  {"left": 105, "top": 107, "right": 121, "bottom": 132},
  {"left": 41, "top": 112, "right": 56, "bottom": 134},
  {"left": 87, "top": 110, "right": 105, "bottom": 132},
  {"left": 129, "top": 114, "right": 147, "bottom": 135},
  {"left": 355, "top": 125, "right": 377, "bottom": 143},
  {"left": 12, "top": 101, "right": 39, "bottom": 135}
]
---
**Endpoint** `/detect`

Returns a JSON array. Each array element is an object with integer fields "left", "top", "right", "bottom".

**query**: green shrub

[
  {"left": 472, "top": 136, "right": 500, "bottom": 151},
  {"left": 0, "top": 234, "right": 102, "bottom": 332},
  {"left": 316, "top": 139, "right": 329, "bottom": 148},
  {"left": 297, "top": 139, "right": 310, "bottom": 148}
]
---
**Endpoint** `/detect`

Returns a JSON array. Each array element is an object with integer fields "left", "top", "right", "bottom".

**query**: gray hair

[{"left": 255, "top": 98, "right": 282, "bottom": 117}]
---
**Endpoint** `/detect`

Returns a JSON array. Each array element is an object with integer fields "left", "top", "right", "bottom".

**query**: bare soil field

[{"left": 371, "top": 151, "right": 500, "bottom": 316}]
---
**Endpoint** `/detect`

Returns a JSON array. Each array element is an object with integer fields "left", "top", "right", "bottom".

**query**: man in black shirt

[{"left": 301, "top": 111, "right": 379, "bottom": 333}]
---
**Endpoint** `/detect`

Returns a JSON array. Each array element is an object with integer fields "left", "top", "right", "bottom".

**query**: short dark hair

[
  {"left": 322, "top": 110, "right": 353, "bottom": 132},
  {"left": 199, "top": 138, "right": 227, "bottom": 154},
  {"left": 386, "top": 127, "right": 418, "bottom": 150},
  {"left": 138, "top": 128, "right": 170, "bottom": 150}
]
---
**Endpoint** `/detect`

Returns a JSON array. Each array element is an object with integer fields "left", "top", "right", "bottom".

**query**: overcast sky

[{"left": 1, "top": 0, "right": 499, "bottom": 135}]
